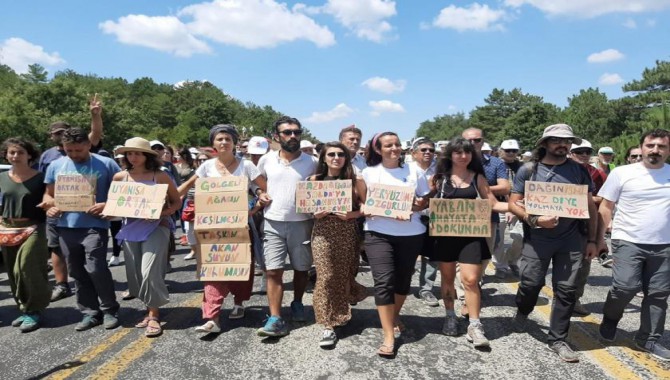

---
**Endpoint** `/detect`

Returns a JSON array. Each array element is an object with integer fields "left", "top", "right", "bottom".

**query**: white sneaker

[
  {"left": 184, "top": 251, "right": 196, "bottom": 260},
  {"left": 108, "top": 256, "right": 120, "bottom": 266},
  {"left": 195, "top": 320, "right": 221, "bottom": 333},
  {"left": 229, "top": 305, "right": 245, "bottom": 320}
]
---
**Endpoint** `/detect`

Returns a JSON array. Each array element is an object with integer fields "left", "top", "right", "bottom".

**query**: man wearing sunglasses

[
  {"left": 625, "top": 146, "right": 643, "bottom": 164},
  {"left": 256, "top": 116, "right": 318, "bottom": 337},
  {"left": 499, "top": 139, "right": 523, "bottom": 277}
]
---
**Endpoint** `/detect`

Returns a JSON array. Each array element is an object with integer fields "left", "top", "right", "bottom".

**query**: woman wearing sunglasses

[{"left": 308, "top": 142, "right": 367, "bottom": 348}]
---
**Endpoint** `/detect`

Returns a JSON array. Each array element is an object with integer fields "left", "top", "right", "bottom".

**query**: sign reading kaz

[
  {"left": 524, "top": 181, "right": 589, "bottom": 219},
  {"left": 295, "top": 180, "right": 352, "bottom": 213},
  {"left": 429, "top": 199, "right": 491, "bottom": 237},
  {"left": 361, "top": 183, "right": 414, "bottom": 220},
  {"left": 54, "top": 174, "right": 95, "bottom": 212},
  {"left": 102, "top": 183, "right": 168, "bottom": 220}
]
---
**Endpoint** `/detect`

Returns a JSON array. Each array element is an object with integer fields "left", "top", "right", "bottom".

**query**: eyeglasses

[
  {"left": 326, "top": 152, "right": 346, "bottom": 158},
  {"left": 503, "top": 149, "right": 518, "bottom": 153},
  {"left": 279, "top": 129, "right": 303, "bottom": 137},
  {"left": 419, "top": 148, "right": 435, "bottom": 153},
  {"left": 468, "top": 138, "right": 483, "bottom": 144},
  {"left": 547, "top": 137, "right": 574, "bottom": 144},
  {"left": 629, "top": 154, "right": 642, "bottom": 159},
  {"left": 572, "top": 149, "right": 592, "bottom": 155}
]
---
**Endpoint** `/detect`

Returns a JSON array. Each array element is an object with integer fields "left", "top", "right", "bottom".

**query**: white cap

[
  {"left": 522, "top": 151, "right": 532, "bottom": 157},
  {"left": 248, "top": 136, "right": 269, "bottom": 155},
  {"left": 571, "top": 139, "right": 593, "bottom": 152},
  {"left": 598, "top": 146, "right": 614, "bottom": 154},
  {"left": 482, "top": 142, "right": 492, "bottom": 152},
  {"left": 500, "top": 139, "right": 520, "bottom": 150},
  {"left": 149, "top": 140, "right": 165, "bottom": 149},
  {"left": 188, "top": 147, "right": 200, "bottom": 154},
  {"left": 300, "top": 140, "right": 314, "bottom": 149}
]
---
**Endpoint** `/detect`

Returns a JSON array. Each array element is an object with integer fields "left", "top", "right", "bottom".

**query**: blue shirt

[
  {"left": 482, "top": 154, "right": 508, "bottom": 223},
  {"left": 38, "top": 146, "right": 66, "bottom": 173},
  {"left": 45, "top": 153, "right": 121, "bottom": 229}
]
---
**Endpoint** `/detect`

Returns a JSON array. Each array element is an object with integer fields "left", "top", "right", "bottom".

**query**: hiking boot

[
  {"left": 636, "top": 341, "right": 670, "bottom": 362},
  {"left": 291, "top": 301, "right": 306, "bottom": 322},
  {"left": 442, "top": 315, "right": 458, "bottom": 336},
  {"left": 548, "top": 341, "right": 579, "bottom": 362},
  {"left": 419, "top": 292, "right": 439, "bottom": 307},
  {"left": 319, "top": 329, "right": 337, "bottom": 347},
  {"left": 599, "top": 317, "right": 618, "bottom": 342},
  {"left": 19, "top": 313, "right": 41, "bottom": 333},
  {"left": 75, "top": 315, "right": 102, "bottom": 331},
  {"left": 51, "top": 284, "right": 72, "bottom": 302},
  {"left": 466, "top": 323, "right": 490, "bottom": 348},
  {"left": 103, "top": 313, "right": 120, "bottom": 330},
  {"left": 257, "top": 316, "right": 288, "bottom": 337},
  {"left": 572, "top": 301, "right": 590, "bottom": 316},
  {"left": 512, "top": 311, "right": 528, "bottom": 333}
]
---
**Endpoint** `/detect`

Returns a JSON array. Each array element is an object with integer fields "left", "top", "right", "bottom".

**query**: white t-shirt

[
  {"left": 362, "top": 164, "right": 429, "bottom": 236},
  {"left": 411, "top": 161, "right": 436, "bottom": 216},
  {"left": 195, "top": 157, "right": 260, "bottom": 182},
  {"left": 257, "top": 150, "right": 318, "bottom": 222},
  {"left": 598, "top": 163, "right": 670, "bottom": 244}
]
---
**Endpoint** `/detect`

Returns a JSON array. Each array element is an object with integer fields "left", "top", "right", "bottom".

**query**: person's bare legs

[{"left": 266, "top": 269, "right": 284, "bottom": 316}]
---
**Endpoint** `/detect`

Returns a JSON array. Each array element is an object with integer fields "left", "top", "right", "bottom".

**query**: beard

[
  {"left": 646, "top": 154, "right": 662, "bottom": 164},
  {"left": 281, "top": 139, "right": 300, "bottom": 153}
]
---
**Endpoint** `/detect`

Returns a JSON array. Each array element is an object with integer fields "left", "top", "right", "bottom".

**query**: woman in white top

[
  {"left": 179, "top": 125, "right": 267, "bottom": 333},
  {"left": 360, "top": 132, "right": 429, "bottom": 357}
]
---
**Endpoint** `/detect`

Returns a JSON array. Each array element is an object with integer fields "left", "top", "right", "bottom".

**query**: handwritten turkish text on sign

[
  {"left": 524, "top": 181, "right": 589, "bottom": 219},
  {"left": 362, "top": 183, "right": 414, "bottom": 220},
  {"left": 295, "top": 180, "right": 352, "bottom": 213},
  {"left": 195, "top": 228, "right": 250, "bottom": 244},
  {"left": 54, "top": 174, "right": 95, "bottom": 212},
  {"left": 102, "top": 182, "right": 168, "bottom": 220},
  {"left": 199, "top": 243, "right": 252, "bottom": 264},
  {"left": 197, "top": 264, "right": 251, "bottom": 281},
  {"left": 429, "top": 198, "right": 491, "bottom": 237}
]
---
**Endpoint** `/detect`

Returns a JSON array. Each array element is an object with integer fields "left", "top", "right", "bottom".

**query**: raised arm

[{"left": 89, "top": 94, "right": 103, "bottom": 148}]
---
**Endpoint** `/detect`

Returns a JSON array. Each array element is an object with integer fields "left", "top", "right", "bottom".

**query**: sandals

[
  {"left": 144, "top": 317, "right": 162, "bottom": 338},
  {"left": 135, "top": 317, "right": 150, "bottom": 328},
  {"left": 377, "top": 343, "right": 395, "bottom": 357}
]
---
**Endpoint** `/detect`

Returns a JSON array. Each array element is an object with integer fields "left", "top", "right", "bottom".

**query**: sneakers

[
  {"left": 195, "top": 320, "right": 221, "bottom": 334},
  {"left": 636, "top": 341, "right": 670, "bottom": 362},
  {"left": 103, "top": 313, "right": 120, "bottom": 330},
  {"left": 442, "top": 315, "right": 458, "bottom": 336},
  {"left": 108, "top": 256, "right": 120, "bottom": 266},
  {"left": 572, "top": 300, "right": 591, "bottom": 316},
  {"left": 512, "top": 311, "right": 528, "bottom": 333},
  {"left": 257, "top": 316, "right": 289, "bottom": 337},
  {"left": 599, "top": 317, "right": 618, "bottom": 342},
  {"left": 635, "top": 291, "right": 644, "bottom": 298},
  {"left": 291, "top": 301, "right": 306, "bottom": 322},
  {"left": 548, "top": 341, "right": 579, "bottom": 362},
  {"left": 419, "top": 292, "right": 440, "bottom": 307},
  {"left": 509, "top": 264, "right": 520, "bottom": 277},
  {"left": 184, "top": 251, "right": 196, "bottom": 260},
  {"left": 466, "top": 323, "right": 490, "bottom": 348},
  {"left": 19, "top": 313, "right": 41, "bottom": 333},
  {"left": 11, "top": 315, "right": 26, "bottom": 327},
  {"left": 494, "top": 268, "right": 509, "bottom": 279},
  {"left": 75, "top": 315, "right": 102, "bottom": 331},
  {"left": 599, "top": 254, "right": 613, "bottom": 267},
  {"left": 229, "top": 305, "right": 245, "bottom": 320},
  {"left": 319, "top": 329, "right": 337, "bottom": 347},
  {"left": 51, "top": 284, "right": 72, "bottom": 302}
]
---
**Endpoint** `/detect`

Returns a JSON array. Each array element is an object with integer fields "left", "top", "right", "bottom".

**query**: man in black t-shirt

[{"left": 508, "top": 124, "right": 598, "bottom": 363}]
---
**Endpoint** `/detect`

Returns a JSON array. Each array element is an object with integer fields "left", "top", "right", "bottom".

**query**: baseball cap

[
  {"left": 522, "top": 151, "right": 532, "bottom": 158},
  {"left": 500, "top": 140, "right": 520, "bottom": 150},
  {"left": 149, "top": 140, "right": 165, "bottom": 149},
  {"left": 49, "top": 121, "right": 71, "bottom": 133},
  {"left": 300, "top": 140, "right": 314, "bottom": 149},
  {"left": 248, "top": 136, "right": 269, "bottom": 155},
  {"left": 536, "top": 123, "right": 581, "bottom": 146},
  {"left": 570, "top": 139, "right": 593, "bottom": 152},
  {"left": 482, "top": 142, "right": 492, "bottom": 152},
  {"left": 598, "top": 146, "right": 614, "bottom": 154}
]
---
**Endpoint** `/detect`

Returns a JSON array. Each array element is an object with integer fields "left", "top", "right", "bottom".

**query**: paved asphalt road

[{"left": 0, "top": 232, "right": 668, "bottom": 380}]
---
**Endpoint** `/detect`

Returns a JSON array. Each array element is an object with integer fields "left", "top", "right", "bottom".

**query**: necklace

[
  {"left": 450, "top": 172, "right": 472, "bottom": 188},
  {"left": 215, "top": 156, "right": 237, "bottom": 175}
]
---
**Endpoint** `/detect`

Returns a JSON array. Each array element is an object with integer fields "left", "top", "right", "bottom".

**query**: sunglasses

[
  {"left": 629, "top": 154, "right": 642, "bottom": 159},
  {"left": 419, "top": 148, "right": 435, "bottom": 153},
  {"left": 326, "top": 152, "right": 346, "bottom": 158},
  {"left": 279, "top": 129, "right": 303, "bottom": 137},
  {"left": 572, "top": 149, "right": 592, "bottom": 155},
  {"left": 468, "top": 138, "right": 483, "bottom": 144},
  {"left": 547, "top": 137, "right": 574, "bottom": 144},
  {"left": 503, "top": 149, "right": 518, "bottom": 153}
]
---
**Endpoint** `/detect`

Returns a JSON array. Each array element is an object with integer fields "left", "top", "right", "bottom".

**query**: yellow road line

[
  {"left": 47, "top": 328, "right": 132, "bottom": 380},
  {"left": 88, "top": 294, "right": 203, "bottom": 379}
]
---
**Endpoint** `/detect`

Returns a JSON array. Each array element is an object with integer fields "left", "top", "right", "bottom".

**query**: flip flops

[{"left": 377, "top": 343, "right": 395, "bottom": 357}]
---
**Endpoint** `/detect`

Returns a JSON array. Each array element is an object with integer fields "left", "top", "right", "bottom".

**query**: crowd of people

[{"left": 0, "top": 99, "right": 669, "bottom": 363}]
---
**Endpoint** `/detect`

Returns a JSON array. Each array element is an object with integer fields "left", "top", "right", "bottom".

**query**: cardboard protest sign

[
  {"left": 102, "top": 182, "right": 168, "bottom": 219},
  {"left": 197, "top": 264, "right": 251, "bottom": 281},
  {"left": 361, "top": 183, "right": 414, "bottom": 220},
  {"left": 195, "top": 177, "right": 248, "bottom": 193},
  {"left": 194, "top": 211, "right": 248, "bottom": 230},
  {"left": 524, "top": 181, "right": 589, "bottom": 219},
  {"left": 194, "top": 228, "right": 251, "bottom": 244},
  {"left": 54, "top": 174, "right": 95, "bottom": 212},
  {"left": 198, "top": 243, "right": 252, "bottom": 264},
  {"left": 194, "top": 191, "right": 248, "bottom": 212},
  {"left": 429, "top": 199, "right": 492, "bottom": 237},
  {"left": 295, "top": 180, "right": 352, "bottom": 213}
]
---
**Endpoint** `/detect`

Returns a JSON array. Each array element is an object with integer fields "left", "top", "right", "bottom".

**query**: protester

[
  {"left": 593, "top": 147, "right": 616, "bottom": 175},
  {"left": 182, "top": 150, "right": 214, "bottom": 261},
  {"left": 498, "top": 139, "right": 523, "bottom": 277},
  {"left": 247, "top": 136, "right": 269, "bottom": 166},
  {"left": 150, "top": 140, "right": 181, "bottom": 185},
  {"left": 339, "top": 125, "right": 366, "bottom": 172},
  {"left": 108, "top": 146, "right": 126, "bottom": 266},
  {"left": 431, "top": 137, "right": 507, "bottom": 347},
  {"left": 308, "top": 142, "right": 367, "bottom": 348},
  {"left": 0, "top": 138, "right": 50, "bottom": 332},
  {"left": 509, "top": 124, "right": 598, "bottom": 362},
  {"left": 41, "top": 127, "right": 122, "bottom": 331},
  {"left": 361, "top": 131, "right": 429, "bottom": 357},
  {"left": 256, "top": 117, "right": 317, "bottom": 337},
  {"left": 625, "top": 146, "right": 643, "bottom": 164},
  {"left": 409, "top": 138, "right": 439, "bottom": 307},
  {"left": 112, "top": 137, "right": 181, "bottom": 337},
  {"left": 300, "top": 140, "right": 316, "bottom": 156},
  {"left": 179, "top": 125, "right": 268, "bottom": 334},
  {"left": 597, "top": 129, "right": 670, "bottom": 362}
]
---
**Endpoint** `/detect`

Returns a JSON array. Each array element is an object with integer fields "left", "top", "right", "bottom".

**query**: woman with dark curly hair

[{"left": 0, "top": 137, "right": 50, "bottom": 333}]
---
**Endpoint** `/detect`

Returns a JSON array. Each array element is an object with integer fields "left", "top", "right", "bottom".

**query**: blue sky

[{"left": 1, "top": 1, "right": 669, "bottom": 143}]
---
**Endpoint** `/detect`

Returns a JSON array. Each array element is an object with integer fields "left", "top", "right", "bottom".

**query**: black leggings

[{"left": 364, "top": 231, "right": 423, "bottom": 305}]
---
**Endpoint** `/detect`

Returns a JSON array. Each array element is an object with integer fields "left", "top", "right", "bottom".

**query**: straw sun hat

[{"left": 115, "top": 137, "right": 158, "bottom": 156}]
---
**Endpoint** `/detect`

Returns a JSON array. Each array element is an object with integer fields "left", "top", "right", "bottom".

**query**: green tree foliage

[
  {"left": 0, "top": 67, "right": 313, "bottom": 154},
  {"left": 563, "top": 88, "right": 620, "bottom": 144},
  {"left": 415, "top": 113, "right": 469, "bottom": 141}
]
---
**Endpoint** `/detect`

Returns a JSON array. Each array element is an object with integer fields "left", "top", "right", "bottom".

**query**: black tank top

[{"left": 436, "top": 174, "right": 479, "bottom": 200}]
